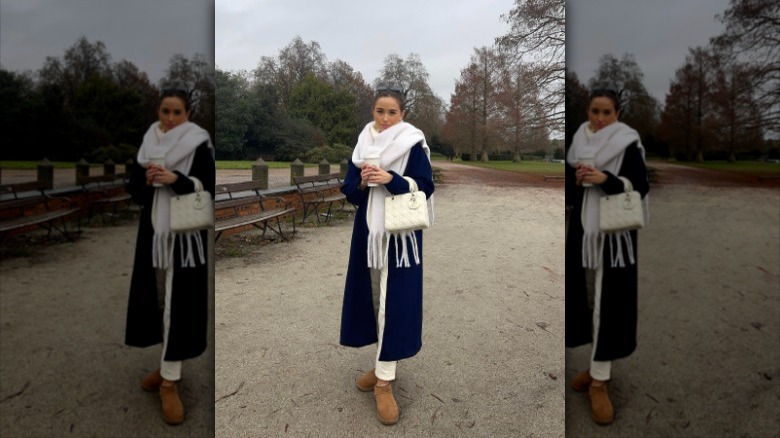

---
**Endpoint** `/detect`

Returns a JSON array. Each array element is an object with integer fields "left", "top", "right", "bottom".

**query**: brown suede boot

[
  {"left": 571, "top": 369, "right": 592, "bottom": 392},
  {"left": 159, "top": 382, "right": 185, "bottom": 425},
  {"left": 356, "top": 368, "right": 378, "bottom": 392},
  {"left": 141, "top": 369, "right": 163, "bottom": 392},
  {"left": 589, "top": 381, "right": 614, "bottom": 425},
  {"left": 374, "top": 382, "right": 399, "bottom": 425}
]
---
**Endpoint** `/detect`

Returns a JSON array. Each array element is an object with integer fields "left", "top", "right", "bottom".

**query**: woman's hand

[
  {"left": 146, "top": 164, "right": 179, "bottom": 186},
  {"left": 361, "top": 164, "right": 392, "bottom": 186},
  {"left": 575, "top": 163, "right": 607, "bottom": 186}
]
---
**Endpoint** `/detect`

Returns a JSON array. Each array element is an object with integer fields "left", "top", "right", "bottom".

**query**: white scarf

[
  {"left": 352, "top": 121, "right": 434, "bottom": 269},
  {"left": 137, "top": 121, "right": 214, "bottom": 269},
  {"left": 566, "top": 121, "right": 649, "bottom": 269}
]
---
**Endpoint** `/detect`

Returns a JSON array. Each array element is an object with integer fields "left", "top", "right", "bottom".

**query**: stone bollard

[
  {"left": 318, "top": 158, "right": 330, "bottom": 175},
  {"left": 38, "top": 158, "right": 54, "bottom": 189},
  {"left": 104, "top": 159, "right": 116, "bottom": 176},
  {"left": 252, "top": 157, "right": 269, "bottom": 190},
  {"left": 75, "top": 158, "right": 90, "bottom": 184},
  {"left": 340, "top": 159, "right": 348, "bottom": 179},
  {"left": 290, "top": 158, "right": 304, "bottom": 185}
]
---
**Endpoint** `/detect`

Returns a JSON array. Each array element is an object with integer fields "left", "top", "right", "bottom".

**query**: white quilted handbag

[
  {"left": 170, "top": 176, "right": 214, "bottom": 232},
  {"left": 599, "top": 177, "right": 644, "bottom": 232},
  {"left": 384, "top": 177, "right": 429, "bottom": 233}
]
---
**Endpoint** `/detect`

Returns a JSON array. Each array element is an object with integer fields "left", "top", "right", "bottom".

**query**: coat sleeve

[
  {"left": 169, "top": 142, "right": 216, "bottom": 198},
  {"left": 565, "top": 160, "right": 578, "bottom": 206},
  {"left": 341, "top": 160, "right": 370, "bottom": 206},
  {"left": 385, "top": 143, "right": 435, "bottom": 199},
  {"left": 126, "top": 160, "right": 154, "bottom": 207},
  {"left": 599, "top": 142, "right": 649, "bottom": 198}
]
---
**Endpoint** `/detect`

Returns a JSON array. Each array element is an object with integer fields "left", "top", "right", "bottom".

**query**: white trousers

[
  {"left": 160, "top": 265, "right": 182, "bottom": 381},
  {"left": 590, "top": 264, "right": 612, "bottom": 381},
  {"left": 370, "top": 265, "right": 397, "bottom": 381}
]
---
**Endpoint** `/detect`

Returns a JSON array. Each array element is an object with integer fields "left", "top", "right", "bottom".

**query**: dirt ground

[
  {"left": 214, "top": 163, "right": 566, "bottom": 437},
  {"left": 1, "top": 160, "right": 778, "bottom": 437},
  {"left": 565, "top": 161, "right": 780, "bottom": 437}
]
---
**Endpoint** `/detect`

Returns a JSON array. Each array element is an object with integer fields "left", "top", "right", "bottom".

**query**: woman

[
  {"left": 340, "top": 86, "right": 434, "bottom": 426},
  {"left": 565, "top": 85, "right": 649, "bottom": 425},
  {"left": 125, "top": 86, "right": 215, "bottom": 426}
]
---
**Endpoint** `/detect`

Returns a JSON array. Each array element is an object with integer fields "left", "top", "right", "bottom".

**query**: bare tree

[
  {"left": 709, "top": 58, "right": 764, "bottom": 160},
  {"left": 498, "top": 60, "right": 545, "bottom": 161},
  {"left": 375, "top": 53, "right": 444, "bottom": 141},
  {"left": 496, "top": 0, "right": 565, "bottom": 133},
  {"left": 589, "top": 53, "right": 660, "bottom": 146},
  {"left": 444, "top": 47, "right": 505, "bottom": 161},
  {"left": 162, "top": 53, "right": 215, "bottom": 139},
  {"left": 658, "top": 47, "right": 716, "bottom": 161},
  {"left": 712, "top": 0, "right": 779, "bottom": 136}
]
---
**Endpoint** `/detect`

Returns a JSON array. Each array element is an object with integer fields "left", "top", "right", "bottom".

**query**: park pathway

[{"left": 214, "top": 164, "right": 566, "bottom": 437}]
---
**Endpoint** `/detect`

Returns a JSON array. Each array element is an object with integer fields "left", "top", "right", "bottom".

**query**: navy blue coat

[
  {"left": 340, "top": 143, "right": 434, "bottom": 361},
  {"left": 565, "top": 142, "right": 649, "bottom": 361},
  {"left": 124, "top": 142, "right": 215, "bottom": 361}
]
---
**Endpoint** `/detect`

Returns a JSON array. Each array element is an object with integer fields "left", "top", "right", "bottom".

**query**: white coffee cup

[
  {"left": 364, "top": 154, "right": 381, "bottom": 187},
  {"left": 150, "top": 156, "right": 166, "bottom": 187},
  {"left": 579, "top": 154, "right": 596, "bottom": 187}
]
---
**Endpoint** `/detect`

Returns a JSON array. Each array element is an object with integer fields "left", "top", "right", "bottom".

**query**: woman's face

[
  {"left": 158, "top": 96, "right": 189, "bottom": 132},
  {"left": 587, "top": 96, "right": 618, "bottom": 132},
  {"left": 373, "top": 96, "right": 404, "bottom": 132}
]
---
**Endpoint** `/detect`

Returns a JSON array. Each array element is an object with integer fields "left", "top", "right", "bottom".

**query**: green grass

[
  {"left": 457, "top": 160, "right": 565, "bottom": 175},
  {"left": 667, "top": 160, "right": 780, "bottom": 175},
  {"left": 216, "top": 161, "right": 319, "bottom": 170}
]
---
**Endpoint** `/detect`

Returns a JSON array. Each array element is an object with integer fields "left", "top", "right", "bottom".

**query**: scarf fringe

[
  {"left": 152, "top": 231, "right": 171, "bottom": 270},
  {"left": 583, "top": 230, "right": 636, "bottom": 269},
  {"left": 153, "top": 231, "right": 206, "bottom": 269},
  {"left": 367, "top": 229, "right": 422, "bottom": 269}
]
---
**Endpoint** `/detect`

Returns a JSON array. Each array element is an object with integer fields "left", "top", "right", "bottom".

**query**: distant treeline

[
  {"left": 217, "top": 1, "right": 566, "bottom": 163},
  {"left": 565, "top": 0, "right": 779, "bottom": 162},
  {"left": 0, "top": 36, "right": 214, "bottom": 162}
]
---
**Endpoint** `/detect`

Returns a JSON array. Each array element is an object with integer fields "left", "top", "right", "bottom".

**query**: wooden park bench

[
  {"left": 78, "top": 173, "right": 132, "bottom": 223},
  {"left": 214, "top": 181, "right": 296, "bottom": 241},
  {"left": 293, "top": 173, "right": 347, "bottom": 224},
  {"left": 0, "top": 181, "right": 81, "bottom": 241}
]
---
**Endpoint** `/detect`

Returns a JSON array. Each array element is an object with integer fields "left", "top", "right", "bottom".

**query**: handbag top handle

[
  {"left": 189, "top": 176, "right": 204, "bottom": 193},
  {"left": 402, "top": 176, "right": 419, "bottom": 193},
  {"left": 617, "top": 176, "right": 633, "bottom": 193}
]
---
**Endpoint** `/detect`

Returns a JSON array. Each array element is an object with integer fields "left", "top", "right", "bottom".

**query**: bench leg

[
  {"left": 44, "top": 215, "right": 81, "bottom": 242},
  {"left": 300, "top": 203, "right": 318, "bottom": 225},
  {"left": 323, "top": 202, "right": 334, "bottom": 223}
]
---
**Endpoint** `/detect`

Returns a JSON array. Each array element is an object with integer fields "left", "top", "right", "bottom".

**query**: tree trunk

[{"left": 481, "top": 150, "right": 489, "bottom": 162}]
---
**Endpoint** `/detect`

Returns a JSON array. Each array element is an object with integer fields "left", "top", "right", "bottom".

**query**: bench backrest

[
  {"left": 293, "top": 173, "right": 341, "bottom": 185},
  {"left": 78, "top": 175, "right": 116, "bottom": 184},
  {"left": 215, "top": 181, "right": 266, "bottom": 199},
  {"left": 0, "top": 181, "right": 47, "bottom": 199}
]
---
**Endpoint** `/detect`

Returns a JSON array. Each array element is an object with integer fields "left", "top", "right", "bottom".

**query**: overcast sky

[
  {"left": 0, "top": 0, "right": 213, "bottom": 85},
  {"left": 567, "top": 0, "right": 731, "bottom": 105},
  {"left": 3, "top": 1, "right": 734, "bottom": 111},
  {"left": 215, "top": 0, "right": 514, "bottom": 104}
]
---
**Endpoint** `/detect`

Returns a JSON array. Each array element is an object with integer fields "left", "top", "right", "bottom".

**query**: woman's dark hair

[
  {"left": 374, "top": 84, "right": 405, "bottom": 112},
  {"left": 160, "top": 85, "right": 191, "bottom": 112},
  {"left": 589, "top": 83, "right": 620, "bottom": 113}
]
